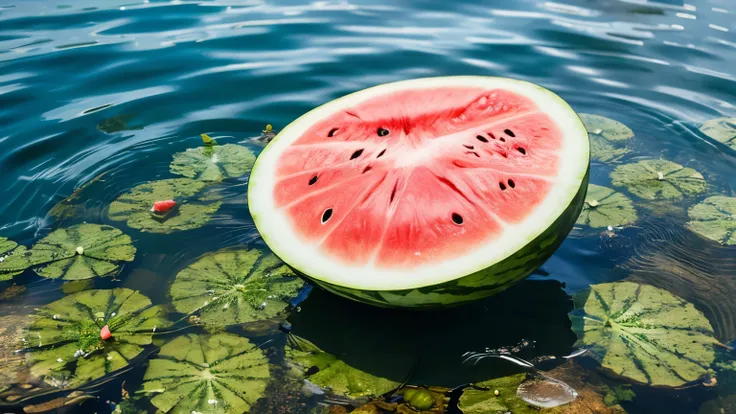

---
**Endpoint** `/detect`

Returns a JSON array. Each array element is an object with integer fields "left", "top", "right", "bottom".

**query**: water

[{"left": 0, "top": 0, "right": 735, "bottom": 413}]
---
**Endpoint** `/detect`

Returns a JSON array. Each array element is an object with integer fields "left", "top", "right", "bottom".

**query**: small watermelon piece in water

[
  {"left": 151, "top": 200, "right": 176, "bottom": 214},
  {"left": 100, "top": 325, "right": 112, "bottom": 340},
  {"left": 247, "top": 76, "right": 590, "bottom": 308}
]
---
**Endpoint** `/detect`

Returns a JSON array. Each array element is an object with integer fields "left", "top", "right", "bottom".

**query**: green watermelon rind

[{"left": 249, "top": 76, "right": 590, "bottom": 308}]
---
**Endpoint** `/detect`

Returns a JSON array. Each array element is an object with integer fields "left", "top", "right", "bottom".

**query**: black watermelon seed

[
  {"left": 321, "top": 208, "right": 333, "bottom": 223},
  {"left": 328, "top": 128, "right": 339, "bottom": 137},
  {"left": 308, "top": 175, "right": 318, "bottom": 185},
  {"left": 377, "top": 128, "right": 389, "bottom": 137}
]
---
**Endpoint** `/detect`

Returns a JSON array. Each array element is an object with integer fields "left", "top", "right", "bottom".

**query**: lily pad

[
  {"left": 610, "top": 159, "right": 707, "bottom": 200},
  {"left": 170, "top": 144, "right": 256, "bottom": 182},
  {"left": 576, "top": 184, "right": 638, "bottom": 229},
  {"left": 28, "top": 224, "right": 136, "bottom": 280},
  {"left": 23, "top": 288, "right": 165, "bottom": 388},
  {"left": 458, "top": 373, "right": 530, "bottom": 414},
  {"left": 169, "top": 247, "right": 304, "bottom": 327},
  {"left": 578, "top": 114, "right": 633, "bottom": 163},
  {"left": 569, "top": 281, "right": 718, "bottom": 387},
  {"left": 48, "top": 172, "right": 108, "bottom": 222},
  {"left": 108, "top": 178, "right": 221, "bottom": 233},
  {"left": 97, "top": 114, "right": 143, "bottom": 134},
  {"left": 699, "top": 117, "right": 736, "bottom": 151},
  {"left": 0, "top": 238, "right": 27, "bottom": 281},
  {"left": 687, "top": 196, "right": 736, "bottom": 245},
  {"left": 286, "top": 335, "right": 404, "bottom": 399},
  {"left": 140, "top": 332, "right": 269, "bottom": 414}
]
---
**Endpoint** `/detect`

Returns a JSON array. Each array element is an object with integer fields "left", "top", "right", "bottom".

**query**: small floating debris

[
  {"left": 100, "top": 325, "right": 112, "bottom": 341},
  {"left": 151, "top": 200, "right": 177, "bottom": 214},
  {"left": 517, "top": 377, "right": 578, "bottom": 408},
  {"left": 657, "top": 171, "right": 664, "bottom": 180},
  {"left": 75, "top": 246, "right": 84, "bottom": 255}
]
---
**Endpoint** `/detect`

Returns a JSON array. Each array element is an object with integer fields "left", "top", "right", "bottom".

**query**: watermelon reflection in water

[{"left": 248, "top": 77, "right": 590, "bottom": 308}]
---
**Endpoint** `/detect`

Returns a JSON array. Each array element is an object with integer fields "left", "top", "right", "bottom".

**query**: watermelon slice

[{"left": 248, "top": 77, "right": 589, "bottom": 308}]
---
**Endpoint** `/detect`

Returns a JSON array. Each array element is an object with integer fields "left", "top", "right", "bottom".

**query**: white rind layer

[{"left": 248, "top": 76, "right": 589, "bottom": 291}]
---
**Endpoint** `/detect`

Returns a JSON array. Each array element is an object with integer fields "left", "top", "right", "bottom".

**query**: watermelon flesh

[{"left": 249, "top": 77, "right": 589, "bottom": 308}]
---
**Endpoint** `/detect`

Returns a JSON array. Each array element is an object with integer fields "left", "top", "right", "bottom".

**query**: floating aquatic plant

[
  {"left": 576, "top": 184, "right": 638, "bottom": 229},
  {"left": 170, "top": 143, "right": 255, "bottom": 183},
  {"left": 570, "top": 281, "right": 718, "bottom": 387},
  {"left": 1, "top": 224, "right": 134, "bottom": 281},
  {"left": 169, "top": 247, "right": 304, "bottom": 327},
  {"left": 458, "top": 373, "right": 529, "bottom": 413},
  {"left": 23, "top": 288, "right": 165, "bottom": 388},
  {"left": 47, "top": 172, "right": 107, "bottom": 222},
  {"left": 108, "top": 178, "right": 221, "bottom": 233},
  {"left": 686, "top": 195, "right": 736, "bottom": 245},
  {"left": 0, "top": 238, "right": 28, "bottom": 281},
  {"left": 610, "top": 159, "right": 707, "bottom": 200},
  {"left": 699, "top": 117, "right": 736, "bottom": 151},
  {"left": 97, "top": 114, "right": 143, "bottom": 134},
  {"left": 30, "top": 224, "right": 135, "bottom": 280},
  {"left": 578, "top": 114, "right": 633, "bottom": 163},
  {"left": 140, "top": 333, "right": 269, "bottom": 414},
  {"left": 285, "top": 335, "right": 403, "bottom": 399}
]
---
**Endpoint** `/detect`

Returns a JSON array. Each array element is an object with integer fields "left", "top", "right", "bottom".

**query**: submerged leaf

[
  {"left": 108, "top": 178, "right": 221, "bottom": 233},
  {"left": 170, "top": 144, "right": 255, "bottom": 182},
  {"left": 687, "top": 195, "right": 736, "bottom": 245},
  {"left": 170, "top": 248, "right": 304, "bottom": 327},
  {"left": 0, "top": 238, "right": 27, "bottom": 281},
  {"left": 610, "top": 159, "right": 707, "bottom": 200},
  {"left": 579, "top": 114, "right": 633, "bottom": 163},
  {"left": 570, "top": 281, "right": 718, "bottom": 387},
  {"left": 23, "top": 288, "right": 165, "bottom": 388},
  {"left": 140, "top": 333, "right": 269, "bottom": 414},
  {"left": 286, "top": 335, "right": 403, "bottom": 399},
  {"left": 28, "top": 224, "right": 136, "bottom": 280},
  {"left": 0, "top": 313, "right": 31, "bottom": 393},
  {"left": 576, "top": 184, "right": 638, "bottom": 228},
  {"left": 699, "top": 117, "right": 736, "bottom": 151}
]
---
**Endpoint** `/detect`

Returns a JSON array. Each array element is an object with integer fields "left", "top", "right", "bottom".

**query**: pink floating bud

[{"left": 100, "top": 325, "right": 112, "bottom": 341}]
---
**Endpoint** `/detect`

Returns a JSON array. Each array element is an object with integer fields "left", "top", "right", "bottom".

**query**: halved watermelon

[{"left": 248, "top": 76, "right": 589, "bottom": 308}]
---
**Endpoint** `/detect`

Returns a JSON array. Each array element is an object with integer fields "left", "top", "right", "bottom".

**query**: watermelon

[{"left": 248, "top": 76, "right": 589, "bottom": 308}]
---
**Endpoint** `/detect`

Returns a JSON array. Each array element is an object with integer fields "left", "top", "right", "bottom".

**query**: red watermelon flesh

[{"left": 272, "top": 87, "right": 562, "bottom": 268}]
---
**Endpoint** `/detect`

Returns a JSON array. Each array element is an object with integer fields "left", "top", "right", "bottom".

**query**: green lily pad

[
  {"left": 687, "top": 195, "right": 736, "bottom": 245},
  {"left": 699, "top": 117, "right": 736, "bottom": 151},
  {"left": 610, "top": 159, "right": 707, "bottom": 200},
  {"left": 169, "top": 247, "right": 304, "bottom": 327},
  {"left": 0, "top": 238, "right": 27, "bottom": 281},
  {"left": 48, "top": 172, "right": 108, "bottom": 222},
  {"left": 570, "top": 281, "right": 718, "bottom": 387},
  {"left": 170, "top": 144, "right": 256, "bottom": 182},
  {"left": 458, "top": 373, "right": 530, "bottom": 414},
  {"left": 108, "top": 178, "right": 222, "bottom": 233},
  {"left": 29, "top": 224, "right": 136, "bottom": 280},
  {"left": 97, "top": 114, "right": 143, "bottom": 134},
  {"left": 140, "top": 332, "right": 269, "bottom": 414},
  {"left": 579, "top": 114, "right": 633, "bottom": 163},
  {"left": 576, "top": 184, "right": 637, "bottom": 228},
  {"left": 23, "top": 288, "right": 165, "bottom": 388},
  {"left": 286, "top": 335, "right": 403, "bottom": 399}
]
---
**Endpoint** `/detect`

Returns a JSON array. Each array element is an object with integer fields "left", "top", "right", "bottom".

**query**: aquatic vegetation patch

[
  {"left": 285, "top": 335, "right": 404, "bottom": 399},
  {"left": 22, "top": 288, "right": 165, "bottom": 388},
  {"left": 169, "top": 247, "right": 304, "bottom": 328},
  {"left": 140, "top": 333, "right": 269, "bottom": 414},
  {"left": 30, "top": 224, "right": 135, "bottom": 280},
  {"left": 686, "top": 195, "right": 736, "bottom": 245},
  {"left": 576, "top": 184, "right": 637, "bottom": 229},
  {"left": 108, "top": 178, "right": 221, "bottom": 233},
  {"left": 0, "top": 313, "right": 31, "bottom": 393},
  {"left": 578, "top": 114, "right": 633, "bottom": 163},
  {"left": 0, "top": 225, "right": 135, "bottom": 281},
  {"left": 570, "top": 281, "right": 718, "bottom": 387},
  {"left": 0, "top": 238, "right": 27, "bottom": 281},
  {"left": 610, "top": 159, "right": 707, "bottom": 200},
  {"left": 699, "top": 117, "right": 736, "bottom": 151},
  {"left": 170, "top": 143, "right": 256, "bottom": 183},
  {"left": 458, "top": 373, "right": 531, "bottom": 413}
]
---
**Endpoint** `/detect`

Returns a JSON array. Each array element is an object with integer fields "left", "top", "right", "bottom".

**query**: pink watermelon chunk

[{"left": 248, "top": 77, "right": 589, "bottom": 308}]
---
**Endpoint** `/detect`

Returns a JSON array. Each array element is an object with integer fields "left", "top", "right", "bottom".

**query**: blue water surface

[{"left": 1, "top": 0, "right": 736, "bottom": 413}]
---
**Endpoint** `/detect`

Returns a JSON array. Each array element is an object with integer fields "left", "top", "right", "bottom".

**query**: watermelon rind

[{"left": 248, "top": 76, "right": 589, "bottom": 308}]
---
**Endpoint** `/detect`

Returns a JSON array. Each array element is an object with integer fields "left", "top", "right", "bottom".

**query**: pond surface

[{"left": 1, "top": 0, "right": 736, "bottom": 413}]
